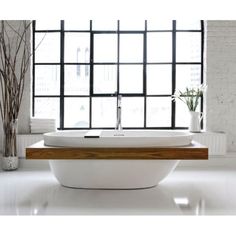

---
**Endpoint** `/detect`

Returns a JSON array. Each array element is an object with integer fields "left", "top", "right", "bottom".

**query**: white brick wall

[{"left": 205, "top": 21, "right": 236, "bottom": 151}]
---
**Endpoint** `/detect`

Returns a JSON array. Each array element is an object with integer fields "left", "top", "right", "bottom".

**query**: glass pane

[
  {"left": 120, "top": 20, "right": 145, "bottom": 30},
  {"left": 94, "top": 34, "right": 117, "bottom": 62},
  {"left": 92, "top": 20, "right": 118, "bottom": 30},
  {"left": 147, "top": 20, "right": 173, "bottom": 30},
  {"left": 122, "top": 97, "right": 144, "bottom": 127},
  {"left": 64, "top": 20, "right": 90, "bottom": 30},
  {"left": 35, "top": 65, "right": 60, "bottom": 95},
  {"left": 64, "top": 98, "right": 89, "bottom": 128},
  {"left": 34, "top": 98, "right": 60, "bottom": 127},
  {"left": 36, "top": 20, "right": 60, "bottom": 30},
  {"left": 94, "top": 65, "right": 117, "bottom": 94},
  {"left": 147, "top": 32, "right": 172, "bottom": 62},
  {"left": 92, "top": 97, "right": 116, "bottom": 127},
  {"left": 176, "top": 65, "right": 201, "bottom": 91},
  {"left": 65, "top": 33, "right": 90, "bottom": 63},
  {"left": 176, "top": 20, "right": 201, "bottom": 30},
  {"left": 120, "top": 34, "right": 143, "bottom": 62},
  {"left": 119, "top": 65, "right": 143, "bottom": 93},
  {"left": 176, "top": 32, "right": 201, "bottom": 62},
  {"left": 175, "top": 99, "right": 201, "bottom": 127},
  {"left": 146, "top": 97, "right": 171, "bottom": 127},
  {"left": 147, "top": 65, "right": 172, "bottom": 95},
  {"left": 64, "top": 65, "right": 90, "bottom": 95},
  {"left": 35, "top": 33, "right": 60, "bottom": 63}
]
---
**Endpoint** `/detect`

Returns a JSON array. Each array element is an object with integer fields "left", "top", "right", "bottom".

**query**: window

[{"left": 33, "top": 20, "right": 204, "bottom": 129}]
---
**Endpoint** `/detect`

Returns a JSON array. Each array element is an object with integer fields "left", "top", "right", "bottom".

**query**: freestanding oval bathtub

[{"left": 45, "top": 130, "right": 193, "bottom": 189}]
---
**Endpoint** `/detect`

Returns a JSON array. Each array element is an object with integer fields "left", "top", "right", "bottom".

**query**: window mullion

[
  {"left": 171, "top": 20, "right": 176, "bottom": 129},
  {"left": 89, "top": 20, "right": 93, "bottom": 128},
  {"left": 143, "top": 20, "right": 147, "bottom": 128},
  {"left": 60, "top": 20, "right": 65, "bottom": 130},
  {"left": 32, "top": 21, "right": 36, "bottom": 117},
  {"left": 116, "top": 20, "right": 120, "bottom": 123}
]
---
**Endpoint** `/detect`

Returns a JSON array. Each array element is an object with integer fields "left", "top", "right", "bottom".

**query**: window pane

[
  {"left": 34, "top": 98, "right": 60, "bottom": 127},
  {"left": 147, "top": 20, "right": 173, "bottom": 30},
  {"left": 64, "top": 65, "right": 89, "bottom": 95},
  {"left": 146, "top": 97, "right": 171, "bottom": 127},
  {"left": 64, "top": 98, "right": 89, "bottom": 128},
  {"left": 92, "top": 20, "right": 118, "bottom": 30},
  {"left": 147, "top": 32, "right": 172, "bottom": 62},
  {"left": 119, "top": 65, "right": 143, "bottom": 93},
  {"left": 176, "top": 32, "right": 201, "bottom": 62},
  {"left": 36, "top": 20, "right": 60, "bottom": 30},
  {"left": 94, "top": 34, "right": 117, "bottom": 62},
  {"left": 122, "top": 97, "right": 144, "bottom": 127},
  {"left": 64, "top": 20, "right": 90, "bottom": 30},
  {"left": 35, "top": 33, "right": 60, "bottom": 63},
  {"left": 92, "top": 97, "right": 116, "bottom": 127},
  {"left": 120, "top": 34, "right": 143, "bottom": 62},
  {"left": 175, "top": 99, "right": 189, "bottom": 127},
  {"left": 65, "top": 33, "right": 90, "bottom": 63},
  {"left": 175, "top": 99, "right": 201, "bottom": 127},
  {"left": 94, "top": 65, "right": 117, "bottom": 94},
  {"left": 176, "top": 20, "right": 201, "bottom": 30},
  {"left": 147, "top": 65, "right": 172, "bottom": 95},
  {"left": 176, "top": 65, "right": 201, "bottom": 91},
  {"left": 35, "top": 65, "right": 60, "bottom": 95},
  {"left": 120, "top": 20, "right": 145, "bottom": 30}
]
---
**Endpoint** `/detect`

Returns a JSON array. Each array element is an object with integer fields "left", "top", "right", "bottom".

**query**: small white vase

[
  {"left": 2, "top": 156, "right": 19, "bottom": 170},
  {"left": 189, "top": 111, "right": 202, "bottom": 133}
]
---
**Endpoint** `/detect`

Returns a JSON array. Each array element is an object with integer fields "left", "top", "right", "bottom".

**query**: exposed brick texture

[{"left": 205, "top": 21, "right": 236, "bottom": 151}]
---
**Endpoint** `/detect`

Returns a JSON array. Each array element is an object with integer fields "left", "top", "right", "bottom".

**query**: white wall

[
  {"left": 1, "top": 20, "right": 236, "bottom": 152},
  {"left": 205, "top": 21, "right": 236, "bottom": 151},
  {"left": 0, "top": 21, "right": 31, "bottom": 151}
]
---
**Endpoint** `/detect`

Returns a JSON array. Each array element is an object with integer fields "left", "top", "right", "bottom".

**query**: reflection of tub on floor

[{"left": 22, "top": 182, "right": 182, "bottom": 215}]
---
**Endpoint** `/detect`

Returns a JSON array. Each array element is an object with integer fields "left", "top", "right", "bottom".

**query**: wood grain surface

[{"left": 26, "top": 141, "right": 208, "bottom": 160}]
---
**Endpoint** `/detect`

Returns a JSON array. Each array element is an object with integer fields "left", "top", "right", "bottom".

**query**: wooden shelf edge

[{"left": 26, "top": 141, "right": 208, "bottom": 160}]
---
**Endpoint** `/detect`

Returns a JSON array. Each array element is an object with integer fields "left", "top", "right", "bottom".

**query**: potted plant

[
  {"left": 0, "top": 21, "right": 32, "bottom": 170},
  {"left": 172, "top": 84, "right": 206, "bottom": 132}
]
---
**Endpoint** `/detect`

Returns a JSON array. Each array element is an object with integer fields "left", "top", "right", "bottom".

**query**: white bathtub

[{"left": 45, "top": 130, "right": 193, "bottom": 189}]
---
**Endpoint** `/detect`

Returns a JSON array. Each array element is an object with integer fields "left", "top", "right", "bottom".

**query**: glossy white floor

[{"left": 1, "top": 158, "right": 236, "bottom": 215}]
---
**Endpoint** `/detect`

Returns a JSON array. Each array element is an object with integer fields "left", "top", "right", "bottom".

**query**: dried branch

[{"left": 0, "top": 20, "right": 33, "bottom": 157}]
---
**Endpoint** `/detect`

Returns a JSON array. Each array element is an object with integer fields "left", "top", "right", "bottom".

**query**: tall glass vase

[{"left": 2, "top": 119, "right": 18, "bottom": 170}]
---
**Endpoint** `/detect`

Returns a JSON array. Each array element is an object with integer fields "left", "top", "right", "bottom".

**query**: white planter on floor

[{"left": 2, "top": 156, "right": 18, "bottom": 170}]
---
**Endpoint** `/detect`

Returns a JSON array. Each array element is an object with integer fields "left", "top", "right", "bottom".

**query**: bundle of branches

[{"left": 0, "top": 21, "right": 31, "bottom": 157}]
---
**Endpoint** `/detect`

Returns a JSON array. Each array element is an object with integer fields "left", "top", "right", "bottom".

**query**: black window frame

[{"left": 32, "top": 20, "right": 204, "bottom": 130}]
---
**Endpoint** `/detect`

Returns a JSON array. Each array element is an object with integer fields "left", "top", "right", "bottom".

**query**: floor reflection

[
  {"left": 16, "top": 182, "right": 181, "bottom": 215},
  {"left": 1, "top": 167, "right": 236, "bottom": 215}
]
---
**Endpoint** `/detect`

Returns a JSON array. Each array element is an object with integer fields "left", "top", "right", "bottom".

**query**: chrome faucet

[{"left": 116, "top": 95, "right": 122, "bottom": 130}]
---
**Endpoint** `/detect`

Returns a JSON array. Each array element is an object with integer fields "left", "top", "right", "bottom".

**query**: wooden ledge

[{"left": 26, "top": 141, "right": 208, "bottom": 160}]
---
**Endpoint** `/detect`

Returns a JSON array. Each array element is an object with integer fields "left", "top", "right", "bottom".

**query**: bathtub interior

[
  {"left": 45, "top": 130, "right": 192, "bottom": 138},
  {"left": 43, "top": 130, "right": 194, "bottom": 148}
]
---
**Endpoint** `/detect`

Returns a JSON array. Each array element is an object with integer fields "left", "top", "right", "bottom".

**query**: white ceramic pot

[
  {"left": 2, "top": 156, "right": 18, "bottom": 171},
  {"left": 189, "top": 111, "right": 202, "bottom": 133}
]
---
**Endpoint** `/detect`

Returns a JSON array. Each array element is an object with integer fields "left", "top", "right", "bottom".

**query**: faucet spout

[{"left": 116, "top": 95, "right": 122, "bottom": 131}]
